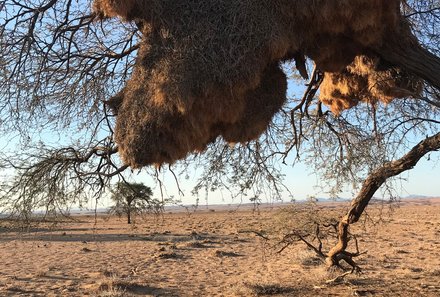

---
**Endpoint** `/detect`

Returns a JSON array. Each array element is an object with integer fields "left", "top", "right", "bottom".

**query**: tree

[
  {"left": 0, "top": 0, "right": 439, "bottom": 271},
  {"left": 109, "top": 182, "right": 154, "bottom": 224}
]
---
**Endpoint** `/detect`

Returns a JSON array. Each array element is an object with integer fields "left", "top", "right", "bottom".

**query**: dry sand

[{"left": 0, "top": 198, "right": 439, "bottom": 296}]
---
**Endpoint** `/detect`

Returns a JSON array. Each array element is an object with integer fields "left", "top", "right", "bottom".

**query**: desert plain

[{"left": 0, "top": 198, "right": 440, "bottom": 297}]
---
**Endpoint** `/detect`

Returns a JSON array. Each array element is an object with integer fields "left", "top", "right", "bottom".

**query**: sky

[
  {"left": 3, "top": 67, "right": 439, "bottom": 210},
  {"left": 123, "top": 153, "right": 440, "bottom": 208},
  {"left": 1, "top": 1, "right": 439, "bottom": 210},
  {"left": 1, "top": 71, "right": 439, "bottom": 211},
  {"left": 88, "top": 124, "right": 440, "bottom": 209},
  {"left": 125, "top": 76, "right": 440, "bottom": 207}
]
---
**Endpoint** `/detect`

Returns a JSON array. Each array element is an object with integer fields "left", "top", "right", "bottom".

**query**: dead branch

[
  {"left": 326, "top": 131, "right": 440, "bottom": 268},
  {"left": 289, "top": 66, "right": 324, "bottom": 155},
  {"left": 325, "top": 271, "right": 352, "bottom": 285},
  {"left": 238, "top": 230, "right": 271, "bottom": 241}
]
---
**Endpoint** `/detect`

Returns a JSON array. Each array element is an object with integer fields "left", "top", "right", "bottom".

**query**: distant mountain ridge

[{"left": 402, "top": 194, "right": 432, "bottom": 199}]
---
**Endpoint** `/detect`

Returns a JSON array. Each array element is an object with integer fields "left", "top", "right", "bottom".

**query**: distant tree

[{"left": 109, "top": 182, "right": 154, "bottom": 224}]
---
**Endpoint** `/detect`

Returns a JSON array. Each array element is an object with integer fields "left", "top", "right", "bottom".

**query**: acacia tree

[
  {"left": 0, "top": 0, "right": 439, "bottom": 270},
  {"left": 109, "top": 182, "right": 154, "bottom": 224}
]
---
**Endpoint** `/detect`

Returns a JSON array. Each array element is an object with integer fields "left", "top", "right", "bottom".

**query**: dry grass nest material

[{"left": 94, "top": 0, "right": 422, "bottom": 167}]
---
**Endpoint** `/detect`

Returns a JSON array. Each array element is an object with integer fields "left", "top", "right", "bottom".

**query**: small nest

[
  {"left": 320, "top": 55, "right": 422, "bottom": 114},
  {"left": 94, "top": 0, "right": 421, "bottom": 167}
]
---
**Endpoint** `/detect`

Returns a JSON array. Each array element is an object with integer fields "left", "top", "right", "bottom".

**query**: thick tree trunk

[
  {"left": 379, "top": 44, "right": 440, "bottom": 91},
  {"left": 377, "top": 23, "right": 440, "bottom": 91},
  {"left": 326, "top": 132, "right": 440, "bottom": 267}
]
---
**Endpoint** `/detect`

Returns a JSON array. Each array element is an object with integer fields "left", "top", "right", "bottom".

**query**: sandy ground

[{"left": 0, "top": 198, "right": 440, "bottom": 297}]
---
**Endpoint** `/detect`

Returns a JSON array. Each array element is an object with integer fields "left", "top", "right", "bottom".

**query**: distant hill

[{"left": 401, "top": 194, "right": 432, "bottom": 199}]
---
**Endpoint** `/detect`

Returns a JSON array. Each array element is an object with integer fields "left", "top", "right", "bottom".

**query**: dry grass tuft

[
  {"left": 430, "top": 269, "right": 440, "bottom": 276},
  {"left": 95, "top": 279, "right": 128, "bottom": 297},
  {"left": 34, "top": 270, "right": 48, "bottom": 278},
  {"left": 243, "top": 282, "right": 296, "bottom": 296},
  {"left": 296, "top": 250, "right": 324, "bottom": 267},
  {"left": 214, "top": 250, "right": 241, "bottom": 257},
  {"left": 185, "top": 241, "right": 207, "bottom": 248},
  {"left": 95, "top": 278, "right": 159, "bottom": 296},
  {"left": 155, "top": 252, "right": 182, "bottom": 259}
]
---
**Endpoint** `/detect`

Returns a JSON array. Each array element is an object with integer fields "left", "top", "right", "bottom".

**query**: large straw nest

[
  {"left": 94, "top": 0, "right": 402, "bottom": 72},
  {"left": 93, "top": 0, "right": 422, "bottom": 167},
  {"left": 219, "top": 63, "right": 288, "bottom": 144}
]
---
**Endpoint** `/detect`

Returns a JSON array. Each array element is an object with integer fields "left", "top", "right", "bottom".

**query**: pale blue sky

[
  {"left": 3, "top": 71, "right": 438, "bottom": 209},
  {"left": 2, "top": 67, "right": 439, "bottom": 208},
  {"left": 1, "top": 2, "right": 439, "bottom": 209},
  {"left": 124, "top": 154, "right": 440, "bottom": 207},
  {"left": 121, "top": 72, "right": 440, "bottom": 206}
]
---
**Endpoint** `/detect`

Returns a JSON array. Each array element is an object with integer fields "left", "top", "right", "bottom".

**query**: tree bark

[
  {"left": 327, "top": 132, "right": 440, "bottom": 267},
  {"left": 377, "top": 23, "right": 440, "bottom": 91},
  {"left": 127, "top": 201, "right": 132, "bottom": 224}
]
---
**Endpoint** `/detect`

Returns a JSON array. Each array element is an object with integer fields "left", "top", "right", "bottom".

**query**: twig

[
  {"left": 325, "top": 271, "right": 352, "bottom": 284},
  {"left": 238, "top": 230, "right": 270, "bottom": 241}
]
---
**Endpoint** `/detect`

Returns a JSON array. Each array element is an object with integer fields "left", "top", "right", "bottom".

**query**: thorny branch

[
  {"left": 288, "top": 66, "right": 324, "bottom": 158},
  {"left": 0, "top": 128, "right": 130, "bottom": 220},
  {"left": 1, "top": 0, "right": 140, "bottom": 132},
  {"left": 276, "top": 132, "right": 440, "bottom": 278}
]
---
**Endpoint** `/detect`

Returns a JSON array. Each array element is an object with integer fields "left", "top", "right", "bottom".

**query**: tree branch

[{"left": 327, "top": 131, "right": 440, "bottom": 267}]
